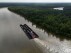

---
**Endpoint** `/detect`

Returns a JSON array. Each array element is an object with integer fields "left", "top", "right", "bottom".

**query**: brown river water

[{"left": 0, "top": 8, "right": 71, "bottom": 53}]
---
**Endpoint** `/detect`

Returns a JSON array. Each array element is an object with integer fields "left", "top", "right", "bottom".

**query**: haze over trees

[{"left": 8, "top": 5, "right": 71, "bottom": 38}]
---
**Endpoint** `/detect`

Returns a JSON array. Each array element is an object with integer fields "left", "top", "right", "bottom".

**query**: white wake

[
  {"left": 33, "top": 38, "right": 57, "bottom": 53},
  {"left": 33, "top": 38, "right": 71, "bottom": 53}
]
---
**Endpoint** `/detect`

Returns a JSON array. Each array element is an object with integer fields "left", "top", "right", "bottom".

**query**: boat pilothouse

[{"left": 20, "top": 24, "right": 39, "bottom": 39}]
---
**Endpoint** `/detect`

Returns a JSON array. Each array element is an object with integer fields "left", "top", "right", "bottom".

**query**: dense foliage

[{"left": 8, "top": 6, "right": 71, "bottom": 38}]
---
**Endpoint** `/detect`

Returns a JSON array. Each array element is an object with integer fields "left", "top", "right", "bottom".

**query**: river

[{"left": 0, "top": 8, "right": 71, "bottom": 53}]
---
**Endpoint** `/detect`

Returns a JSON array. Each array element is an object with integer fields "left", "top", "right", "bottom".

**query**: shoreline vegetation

[{"left": 8, "top": 6, "right": 71, "bottom": 39}]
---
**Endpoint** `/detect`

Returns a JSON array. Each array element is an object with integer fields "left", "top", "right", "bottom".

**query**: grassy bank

[{"left": 8, "top": 6, "right": 71, "bottom": 38}]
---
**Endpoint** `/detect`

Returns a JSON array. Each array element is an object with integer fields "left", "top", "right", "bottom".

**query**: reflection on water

[
  {"left": 0, "top": 8, "right": 71, "bottom": 53},
  {"left": 53, "top": 7, "right": 64, "bottom": 10}
]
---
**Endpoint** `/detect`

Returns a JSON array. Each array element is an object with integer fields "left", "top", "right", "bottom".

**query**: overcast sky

[{"left": 0, "top": 0, "right": 71, "bottom": 3}]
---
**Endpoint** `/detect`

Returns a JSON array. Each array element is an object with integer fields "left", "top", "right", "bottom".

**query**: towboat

[{"left": 20, "top": 24, "right": 39, "bottom": 39}]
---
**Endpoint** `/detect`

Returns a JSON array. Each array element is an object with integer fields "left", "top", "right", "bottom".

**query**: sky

[{"left": 0, "top": 0, "right": 71, "bottom": 3}]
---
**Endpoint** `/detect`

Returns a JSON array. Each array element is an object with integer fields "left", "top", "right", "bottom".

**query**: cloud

[{"left": 0, "top": 0, "right": 71, "bottom": 3}]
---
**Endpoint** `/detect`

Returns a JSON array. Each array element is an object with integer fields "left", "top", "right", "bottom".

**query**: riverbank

[{"left": 8, "top": 6, "right": 71, "bottom": 38}]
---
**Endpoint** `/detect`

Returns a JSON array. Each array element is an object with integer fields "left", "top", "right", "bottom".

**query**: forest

[{"left": 8, "top": 6, "right": 71, "bottom": 38}]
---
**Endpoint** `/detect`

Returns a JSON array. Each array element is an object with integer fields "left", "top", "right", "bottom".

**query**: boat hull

[{"left": 20, "top": 24, "right": 39, "bottom": 39}]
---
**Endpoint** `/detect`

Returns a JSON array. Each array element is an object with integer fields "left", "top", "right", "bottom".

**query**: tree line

[{"left": 8, "top": 6, "right": 71, "bottom": 38}]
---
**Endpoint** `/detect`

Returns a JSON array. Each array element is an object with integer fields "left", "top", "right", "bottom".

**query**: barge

[{"left": 20, "top": 24, "right": 39, "bottom": 39}]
